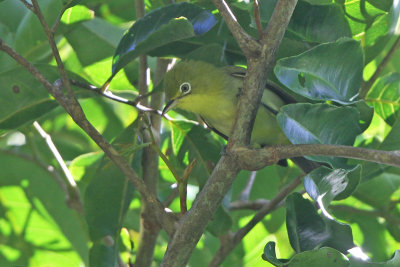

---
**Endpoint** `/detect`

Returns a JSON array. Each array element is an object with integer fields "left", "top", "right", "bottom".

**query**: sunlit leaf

[{"left": 275, "top": 38, "right": 363, "bottom": 104}]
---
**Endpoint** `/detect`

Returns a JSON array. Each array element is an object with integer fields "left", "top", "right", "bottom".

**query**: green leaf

[
  {"left": 274, "top": 38, "right": 364, "bottom": 104},
  {"left": 89, "top": 242, "right": 117, "bottom": 267},
  {"left": 288, "top": 2, "right": 352, "bottom": 43},
  {"left": 84, "top": 122, "right": 139, "bottom": 242},
  {"left": 61, "top": 5, "right": 94, "bottom": 25},
  {"left": 262, "top": 241, "right": 288, "bottom": 266},
  {"left": 289, "top": 247, "right": 348, "bottom": 266},
  {"left": 277, "top": 103, "right": 362, "bottom": 167},
  {"left": 349, "top": 250, "right": 400, "bottom": 266},
  {"left": 0, "top": 152, "right": 89, "bottom": 265},
  {"left": 14, "top": 0, "right": 63, "bottom": 61},
  {"left": 111, "top": 2, "right": 217, "bottom": 77},
  {"left": 65, "top": 17, "right": 125, "bottom": 66},
  {"left": 169, "top": 119, "right": 195, "bottom": 154},
  {"left": 171, "top": 120, "right": 222, "bottom": 187},
  {"left": 366, "top": 72, "right": 400, "bottom": 126},
  {"left": 302, "top": 0, "right": 333, "bottom": 4},
  {"left": 304, "top": 165, "right": 361, "bottom": 209},
  {"left": 286, "top": 193, "right": 327, "bottom": 252},
  {"left": 286, "top": 193, "right": 354, "bottom": 253},
  {"left": 0, "top": 65, "right": 86, "bottom": 130}
]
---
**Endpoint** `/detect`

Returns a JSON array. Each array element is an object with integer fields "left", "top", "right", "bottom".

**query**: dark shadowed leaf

[
  {"left": 277, "top": 103, "right": 362, "bottom": 167},
  {"left": 262, "top": 241, "right": 287, "bottom": 266},
  {"left": 111, "top": 2, "right": 217, "bottom": 77},
  {"left": 286, "top": 193, "right": 354, "bottom": 253},
  {"left": 274, "top": 38, "right": 363, "bottom": 104}
]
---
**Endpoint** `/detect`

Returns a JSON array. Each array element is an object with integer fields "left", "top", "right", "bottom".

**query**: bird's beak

[{"left": 162, "top": 99, "right": 178, "bottom": 115}]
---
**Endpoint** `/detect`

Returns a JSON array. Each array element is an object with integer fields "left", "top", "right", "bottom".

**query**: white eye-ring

[{"left": 180, "top": 82, "right": 191, "bottom": 94}]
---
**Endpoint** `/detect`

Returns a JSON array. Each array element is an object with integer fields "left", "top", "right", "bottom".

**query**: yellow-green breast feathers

[{"left": 163, "top": 60, "right": 289, "bottom": 146}]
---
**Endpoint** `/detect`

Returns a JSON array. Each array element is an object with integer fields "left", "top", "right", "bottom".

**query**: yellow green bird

[{"left": 162, "top": 60, "right": 289, "bottom": 147}]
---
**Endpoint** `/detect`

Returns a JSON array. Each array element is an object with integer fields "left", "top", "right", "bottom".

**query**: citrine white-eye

[{"left": 162, "top": 60, "right": 289, "bottom": 146}]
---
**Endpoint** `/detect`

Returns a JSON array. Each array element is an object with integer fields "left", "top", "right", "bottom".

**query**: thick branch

[
  {"left": 161, "top": 1, "right": 298, "bottom": 266},
  {"left": 234, "top": 144, "right": 400, "bottom": 171}
]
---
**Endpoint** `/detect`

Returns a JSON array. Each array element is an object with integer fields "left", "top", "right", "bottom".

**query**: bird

[{"left": 162, "top": 60, "right": 290, "bottom": 147}]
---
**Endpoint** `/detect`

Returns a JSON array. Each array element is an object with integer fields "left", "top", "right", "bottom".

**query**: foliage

[{"left": 0, "top": 0, "right": 400, "bottom": 266}]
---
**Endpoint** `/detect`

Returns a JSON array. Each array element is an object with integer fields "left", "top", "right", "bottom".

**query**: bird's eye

[{"left": 180, "top": 82, "right": 191, "bottom": 94}]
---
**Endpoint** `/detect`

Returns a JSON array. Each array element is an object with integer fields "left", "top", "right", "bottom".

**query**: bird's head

[{"left": 162, "top": 60, "right": 222, "bottom": 115}]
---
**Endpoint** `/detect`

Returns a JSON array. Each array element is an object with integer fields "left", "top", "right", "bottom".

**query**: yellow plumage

[{"left": 163, "top": 60, "right": 288, "bottom": 146}]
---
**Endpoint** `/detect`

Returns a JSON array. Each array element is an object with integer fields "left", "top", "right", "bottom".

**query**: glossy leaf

[
  {"left": 286, "top": 193, "right": 354, "bottom": 253},
  {"left": 111, "top": 2, "right": 217, "bottom": 77},
  {"left": 366, "top": 72, "right": 400, "bottom": 126},
  {"left": 288, "top": 2, "right": 351, "bottom": 43},
  {"left": 262, "top": 241, "right": 287, "bottom": 266},
  {"left": 277, "top": 103, "right": 362, "bottom": 167},
  {"left": 275, "top": 38, "right": 363, "bottom": 104},
  {"left": 304, "top": 165, "right": 361, "bottom": 209}
]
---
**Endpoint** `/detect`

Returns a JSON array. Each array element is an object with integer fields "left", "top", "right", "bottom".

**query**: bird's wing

[{"left": 200, "top": 116, "right": 229, "bottom": 140}]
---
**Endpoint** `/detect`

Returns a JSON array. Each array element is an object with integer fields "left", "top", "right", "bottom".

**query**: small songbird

[{"left": 162, "top": 60, "right": 289, "bottom": 147}]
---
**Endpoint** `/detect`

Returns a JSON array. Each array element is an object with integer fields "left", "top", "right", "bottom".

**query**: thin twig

[
  {"left": 33, "top": 121, "right": 83, "bottom": 212},
  {"left": 31, "top": 0, "right": 76, "bottom": 100},
  {"left": 19, "top": 0, "right": 35, "bottom": 12},
  {"left": 209, "top": 174, "right": 302, "bottom": 267},
  {"left": 359, "top": 35, "right": 400, "bottom": 99},
  {"left": 179, "top": 159, "right": 197, "bottom": 214},
  {"left": 254, "top": 0, "right": 263, "bottom": 38}
]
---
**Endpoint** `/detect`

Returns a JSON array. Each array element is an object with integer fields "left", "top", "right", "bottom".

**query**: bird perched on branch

[{"left": 162, "top": 60, "right": 290, "bottom": 147}]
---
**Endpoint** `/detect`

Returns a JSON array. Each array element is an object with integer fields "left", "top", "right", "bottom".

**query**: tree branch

[
  {"left": 209, "top": 175, "right": 302, "bottom": 267},
  {"left": 233, "top": 144, "right": 400, "bottom": 171},
  {"left": 31, "top": 0, "right": 76, "bottom": 100},
  {"left": 211, "top": 0, "right": 260, "bottom": 56},
  {"left": 161, "top": 0, "right": 298, "bottom": 266},
  {"left": 0, "top": 38, "right": 178, "bottom": 236}
]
